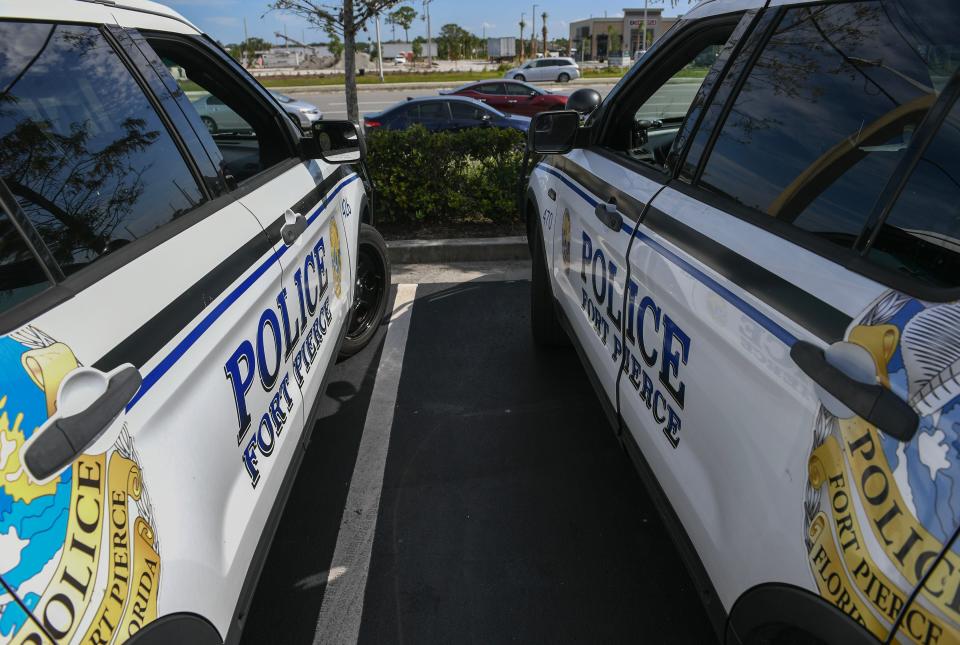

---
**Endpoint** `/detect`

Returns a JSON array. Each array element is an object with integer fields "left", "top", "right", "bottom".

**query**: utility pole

[
  {"left": 424, "top": 0, "right": 433, "bottom": 67},
  {"left": 375, "top": 11, "right": 384, "bottom": 81},
  {"left": 642, "top": 0, "right": 649, "bottom": 51},
  {"left": 243, "top": 17, "right": 249, "bottom": 65},
  {"left": 531, "top": 4, "right": 538, "bottom": 58},
  {"left": 519, "top": 12, "right": 526, "bottom": 63}
]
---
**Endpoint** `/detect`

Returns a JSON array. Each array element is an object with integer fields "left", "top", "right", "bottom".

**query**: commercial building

[{"left": 569, "top": 7, "right": 680, "bottom": 61}]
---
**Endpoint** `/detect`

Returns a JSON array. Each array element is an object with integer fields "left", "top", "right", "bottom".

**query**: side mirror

[
  {"left": 528, "top": 110, "right": 580, "bottom": 154},
  {"left": 480, "top": 113, "right": 492, "bottom": 122},
  {"left": 303, "top": 120, "right": 365, "bottom": 163},
  {"left": 528, "top": 90, "right": 537, "bottom": 97}
]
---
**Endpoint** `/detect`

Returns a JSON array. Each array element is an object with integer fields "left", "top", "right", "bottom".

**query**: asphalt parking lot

[{"left": 239, "top": 266, "right": 715, "bottom": 644}]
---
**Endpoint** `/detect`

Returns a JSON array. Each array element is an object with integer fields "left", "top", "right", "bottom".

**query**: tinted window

[
  {"left": 450, "top": 102, "right": 484, "bottom": 120},
  {"left": 698, "top": 2, "right": 960, "bottom": 248},
  {"left": 0, "top": 23, "right": 204, "bottom": 273},
  {"left": 866, "top": 99, "right": 960, "bottom": 288},
  {"left": 419, "top": 102, "right": 448, "bottom": 120},
  {"left": 506, "top": 83, "right": 536, "bottom": 96},
  {"left": 475, "top": 83, "right": 504, "bottom": 95},
  {"left": 147, "top": 36, "right": 293, "bottom": 184},
  {"left": 0, "top": 211, "right": 49, "bottom": 313}
]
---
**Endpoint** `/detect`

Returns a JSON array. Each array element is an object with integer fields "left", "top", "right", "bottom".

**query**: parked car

[
  {"left": 504, "top": 56, "right": 580, "bottom": 83},
  {"left": 393, "top": 54, "right": 407, "bottom": 64},
  {"left": 441, "top": 80, "right": 568, "bottom": 117},
  {"left": 526, "top": 0, "right": 960, "bottom": 643},
  {"left": 0, "top": 2, "right": 390, "bottom": 643},
  {"left": 192, "top": 93, "right": 252, "bottom": 133},
  {"left": 363, "top": 96, "right": 530, "bottom": 133},
  {"left": 270, "top": 90, "right": 324, "bottom": 127}
]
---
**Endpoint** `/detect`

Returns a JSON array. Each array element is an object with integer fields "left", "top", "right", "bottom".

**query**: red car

[{"left": 442, "top": 80, "right": 568, "bottom": 117}]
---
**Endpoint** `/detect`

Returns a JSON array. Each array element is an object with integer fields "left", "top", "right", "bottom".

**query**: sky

[{"left": 165, "top": 0, "right": 701, "bottom": 46}]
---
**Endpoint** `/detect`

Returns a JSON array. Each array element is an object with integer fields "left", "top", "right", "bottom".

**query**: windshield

[{"left": 271, "top": 92, "right": 294, "bottom": 104}]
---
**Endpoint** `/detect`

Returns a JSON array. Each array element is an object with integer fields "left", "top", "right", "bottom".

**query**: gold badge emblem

[{"left": 330, "top": 220, "right": 342, "bottom": 298}]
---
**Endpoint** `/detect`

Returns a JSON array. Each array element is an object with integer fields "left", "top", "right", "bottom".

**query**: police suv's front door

[
  {"left": 539, "top": 151, "right": 657, "bottom": 407},
  {"left": 630, "top": 3, "right": 960, "bottom": 640}
]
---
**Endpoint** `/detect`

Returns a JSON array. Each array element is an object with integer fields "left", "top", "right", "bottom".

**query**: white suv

[
  {"left": 527, "top": 0, "right": 960, "bottom": 643},
  {"left": 0, "top": 1, "right": 389, "bottom": 643},
  {"left": 505, "top": 57, "right": 580, "bottom": 83}
]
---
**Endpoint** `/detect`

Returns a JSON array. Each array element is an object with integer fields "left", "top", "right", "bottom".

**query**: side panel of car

[
  {"left": 0, "top": 17, "right": 305, "bottom": 643},
  {"left": 538, "top": 1, "right": 960, "bottom": 642}
]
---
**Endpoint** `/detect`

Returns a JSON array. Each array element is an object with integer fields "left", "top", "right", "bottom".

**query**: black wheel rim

[{"left": 346, "top": 244, "right": 385, "bottom": 341}]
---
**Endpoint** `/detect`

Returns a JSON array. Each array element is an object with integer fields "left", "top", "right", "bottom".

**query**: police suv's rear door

[{"left": 633, "top": 1, "right": 960, "bottom": 641}]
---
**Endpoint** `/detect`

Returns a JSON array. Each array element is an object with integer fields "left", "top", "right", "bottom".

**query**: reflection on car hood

[{"left": 506, "top": 114, "right": 531, "bottom": 124}]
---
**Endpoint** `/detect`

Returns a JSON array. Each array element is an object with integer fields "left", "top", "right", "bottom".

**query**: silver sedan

[{"left": 271, "top": 91, "right": 324, "bottom": 128}]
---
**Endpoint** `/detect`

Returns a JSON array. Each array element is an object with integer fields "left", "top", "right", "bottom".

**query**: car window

[
  {"left": 450, "top": 102, "right": 484, "bottom": 120},
  {"left": 0, "top": 22, "right": 205, "bottom": 275},
  {"left": 145, "top": 35, "right": 293, "bottom": 185},
  {"left": 419, "top": 102, "right": 448, "bottom": 120},
  {"left": 506, "top": 83, "right": 535, "bottom": 96},
  {"left": 697, "top": 2, "right": 960, "bottom": 250},
  {"left": 865, "top": 98, "right": 960, "bottom": 288},
  {"left": 476, "top": 83, "right": 504, "bottom": 95},
  {"left": 599, "top": 22, "right": 734, "bottom": 172},
  {"left": 0, "top": 209, "right": 51, "bottom": 314}
]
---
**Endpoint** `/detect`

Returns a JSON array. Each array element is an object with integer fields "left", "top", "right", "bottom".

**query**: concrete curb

[
  {"left": 270, "top": 77, "right": 624, "bottom": 94},
  {"left": 386, "top": 236, "right": 529, "bottom": 264}
]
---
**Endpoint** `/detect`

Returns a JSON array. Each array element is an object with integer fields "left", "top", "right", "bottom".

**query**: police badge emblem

[
  {"left": 0, "top": 327, "right": 161, "bottom": 643},
  {"left": 330, "top": 219, "right": 342, "bottom": 298},
  {"left": 803, "top": 292, "right": 960, "bottom": 642}
]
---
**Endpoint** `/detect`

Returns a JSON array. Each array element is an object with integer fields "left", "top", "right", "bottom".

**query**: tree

[
  {"left": 437, "top": 23, "right": 471, "bottom": 60},
  {"left": 270, "top": 0, "right": 403, "bottom": 123},
  {"left": 541, "top": 11, "right": 548, "bottom": 56},
  {"left": 518, "top": 18, "right": 526, "bottom": 63},
  {"left": 388, "top": 5, "right": 417, "bottom": 42},
  {"left": 411, "top": 35, "right": 424, "bottom": 59},
  {"left": 326, "top": 30, "right": 344, "bottom": 59}
]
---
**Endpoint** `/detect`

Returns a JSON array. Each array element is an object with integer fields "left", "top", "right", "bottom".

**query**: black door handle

[
  {"left": 594, "top": 199, "right": 622, "bottom": 232},
  {"left": 547, "top": 188, "right": 556, "bottom": 201},
  {"left": 790, "top": 341, "right": 918, "bottom": 442},
  {"left": 23, "top": 365, "right": 142, "bottom": 482},
  {"left": 281, "top": 208, "right": 307, "bottom": 245}
]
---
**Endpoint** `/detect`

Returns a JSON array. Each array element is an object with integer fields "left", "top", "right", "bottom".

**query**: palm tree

[
  {"left": 518, "top": 18, "right": 526, "bottom": 63},
  {"left": 541, "top": 11, "right": 548, "bottom": 56}
]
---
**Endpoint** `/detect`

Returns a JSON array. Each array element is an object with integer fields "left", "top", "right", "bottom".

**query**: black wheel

[
  {"left": 339, "top": 223, "right": 391, "bottom": 358},
  {"left": 530, "top": 222, "right": 569, "bottom": 347},
  {"left": 201, "top": 116, "right": 217, "bottom": 134},
  {"left": 558, "top": 72, "right": 570, "bottom": 82},
  {"left": 514, "top": 74, "right": 526, "bottom": 82}
]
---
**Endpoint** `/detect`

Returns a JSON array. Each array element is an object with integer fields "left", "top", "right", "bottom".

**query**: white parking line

[{"left": 312, "top": 283, "right": 418, "bottom": 645}]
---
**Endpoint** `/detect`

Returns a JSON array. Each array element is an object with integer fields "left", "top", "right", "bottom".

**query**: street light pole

[
  {"left": 532, "top": 3, "right": 538, "bottom": 58},
  {"left": 424, "top": 0, "right": 433, "bottom": 67},
  {"left": 642, "top": 0, "right": 649, "bottom": 51},
  {"left": 375, "top": 11, "right": 384, "bottom": 81}
]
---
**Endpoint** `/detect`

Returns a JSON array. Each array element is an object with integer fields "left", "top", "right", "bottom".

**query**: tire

[
  {"left": 200, "top": 116, "right": 217, "bottom": 134},
  {"left": 339, "top": 223, "right": 391, "bottom": 359},
  {"left": 530, "top": 222, "right": 569, "bottom": 347},
  {"left": 558, "top": 72, "right": 570, "bottom": 82},
  {"left": 514, "top": 74, "right": 526, "bottom": 82}
]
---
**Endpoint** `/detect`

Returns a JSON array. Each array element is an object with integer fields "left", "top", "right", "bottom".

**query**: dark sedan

[
  {"left": 441, "top": 80, "right": 568, "bottom": 117},
  {"left": 363, "top": 96, "right": 530, "bottom": 133}
]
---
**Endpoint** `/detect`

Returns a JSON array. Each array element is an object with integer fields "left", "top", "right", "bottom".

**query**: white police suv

[
  {"left": 0, "top": 1, "right": 390, "bottom": 643},
  {"left": 527, "top": 1, "right": 960, "bottom": 643}
]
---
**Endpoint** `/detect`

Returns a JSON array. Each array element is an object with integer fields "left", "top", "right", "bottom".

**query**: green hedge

[{"left": 365, "top": 124, "right": 527, "bottom": 225}]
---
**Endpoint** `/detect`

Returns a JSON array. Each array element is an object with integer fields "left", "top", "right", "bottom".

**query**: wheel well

[
  {"left": 524, "top": 191, "right": 539, "bottom": 254},
  {"left": 727, "top": 584, "right": 879, "bottom": 645}
]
